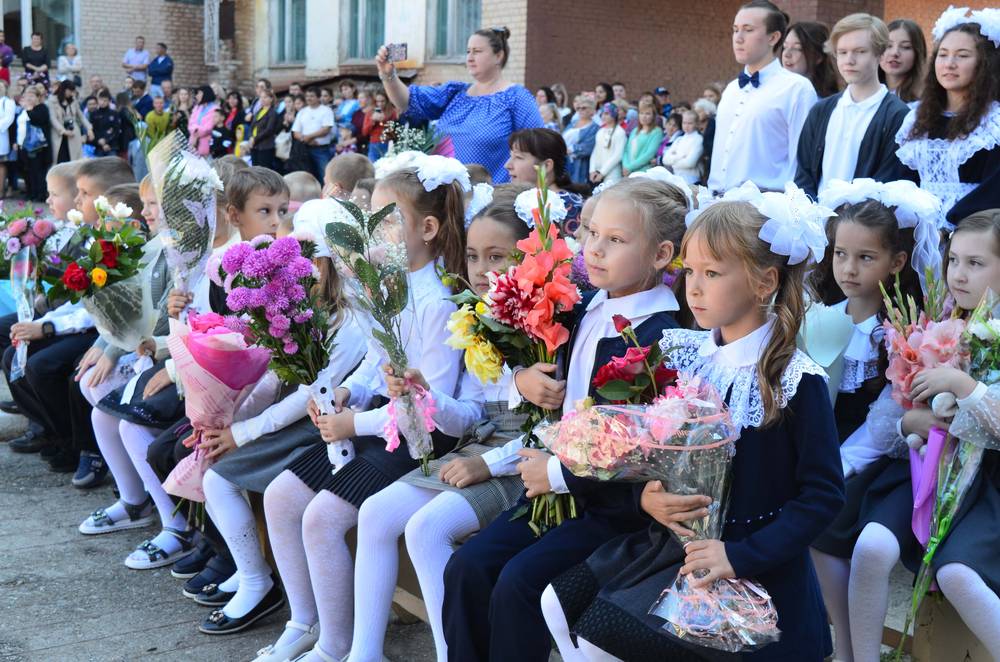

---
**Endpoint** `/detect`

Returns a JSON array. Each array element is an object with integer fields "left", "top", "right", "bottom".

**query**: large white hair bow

[
  {"left": 416, "top": 155, "right": 472, "bottom": 193},
  {"left": 756, "top": 183, "right": 835, "bottom": 266},
  {"left": 514, "top": 188, "right": 567, "bottom": 229},
  {"left": 932, "top": 6, "right": 1000, "bottom": 47}
]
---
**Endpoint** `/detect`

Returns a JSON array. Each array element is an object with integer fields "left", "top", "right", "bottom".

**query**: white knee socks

[
  {"left": 302, "top": 489, "right": 359, "bottom": 661},
  {"left": 264, "top": 471, "right": 320, "bottom": 651},
  {"left": 203, "top": 469, "right": 273, "bottom": 619},
  {"left": 811, "top": 548, "right": 853, "bottom": 661},
  {"left": 348, "top": 483, "right": 436, "bottom": 662},
  {"left": 849, "top": 523, "right": 900, "bottom": 661},
  {"left": 91, "top": 408, "right": 146, "bottom": 517},
  {"left": 936, "top": 562, "right": 1000, "bottom": 659},
  {"left": 404, "top": 491, "right": 480, "bottom": 662},
  {"left": 542, "top": 584, "right": 586, "bottom": 662}
]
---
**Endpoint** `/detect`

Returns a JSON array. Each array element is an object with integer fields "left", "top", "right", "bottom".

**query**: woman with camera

[
  {"left": 47, "top": 80, "right": 92, "bottom": 163},
  {"left": 375, "top": 27, "right": 542, "bottom": 182}
]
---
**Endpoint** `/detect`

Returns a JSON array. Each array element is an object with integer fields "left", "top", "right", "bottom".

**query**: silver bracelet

[{"left": 379, "top": 68, "right": 397, "bottom": 82}]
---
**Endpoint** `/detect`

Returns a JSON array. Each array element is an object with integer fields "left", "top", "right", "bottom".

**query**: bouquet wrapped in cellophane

[
  {"left": 46, "top": 198, "right": 157, "bottom": 351},
  {"left": 326, "top": 199, "right": 438, "bottom": 474},
  {"left": 146, "top": 130, "right": 221, "bottom": 298},
  {"left": 538, "top": 376, "right": 782, "bottom": 652}
]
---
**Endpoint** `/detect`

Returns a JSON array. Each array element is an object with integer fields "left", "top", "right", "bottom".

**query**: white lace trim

[
  {"left": 895, "top": 102, "right": 1000, "bottom": 226},
  {"left": 659, "top": 328, "right": 827, "bottom": 430}
]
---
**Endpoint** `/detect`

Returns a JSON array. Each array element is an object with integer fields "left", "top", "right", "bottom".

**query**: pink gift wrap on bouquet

[{"left": 162, "top": 314, "right": 271, "bottom": 501}]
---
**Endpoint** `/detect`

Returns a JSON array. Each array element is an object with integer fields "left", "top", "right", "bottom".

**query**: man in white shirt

[
  {"left": 291, "top": 87, "right": 336, "bottom": 180},
  {"left": 708, "top": 0, "right": 817, "bottom": 193},
  {"left": 794, "top": 13, "right": 912, "bottom": 197},
  {"left": 122, "top": 36, "right": 151, "bottom": 83}
]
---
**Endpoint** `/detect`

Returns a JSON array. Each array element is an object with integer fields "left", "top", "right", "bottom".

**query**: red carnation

[
  {"left": 612, "top": 314, "right": 632, "bottom": 334},
  {"left": 99, "top": 240, "right": 118, "bottom": 268},
  {"left": 62, "top": 262, "right": 91, "bottom": 292}
]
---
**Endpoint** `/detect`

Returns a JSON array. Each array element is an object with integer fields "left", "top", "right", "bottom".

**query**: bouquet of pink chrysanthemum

[{"left": 210, "top": 234, "right": 334, "bottom": 387}]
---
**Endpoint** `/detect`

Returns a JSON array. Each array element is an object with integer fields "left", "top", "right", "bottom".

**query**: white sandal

[
  {"left": 291, "top": 643, "right": 337, "bottom": 662},
  {"left": 252, "top": 621, "right": 319, "bottom": 662}
]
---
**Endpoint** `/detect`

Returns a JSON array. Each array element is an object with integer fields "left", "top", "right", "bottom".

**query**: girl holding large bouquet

[
  {"left": 258, "top": 163, "right": 468, "bottom": 662},
  {"left": 541, "top": 187, "right": 846, "bottom": 661},
  {"left": 193, "top": 210, "right": 370, "bottom": 639},
  {"left": 442, "top": 178, "right": 685, "bottom": 662},
  {"left": 837, "top": 208, "right": 1000, "bottom": 661}
]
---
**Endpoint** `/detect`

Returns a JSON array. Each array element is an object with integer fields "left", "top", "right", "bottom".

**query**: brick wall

[
  {"left": 481, "top": 0, "right": 528, "bottom": 85},
  {"left": 78, "top": 0, "right": 210, "bottom": 91},
  {"left": 783, "top": 0, "right": 884, "bottom": 26},
  {"left": 883, "top": 0, "right": 953, "bottom": 44},
  {"left": 522, "top": 0, "right": 745, "bottom": 104}
]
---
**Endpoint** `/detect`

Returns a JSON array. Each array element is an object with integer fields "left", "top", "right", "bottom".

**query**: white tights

[
  {"left": 265, "top": 470, "right": 357, "bottom": 661},
  {"left": 202, "top": 469, "right": 273, "bottom": 619},
  {"left": 849, "top": 523, "right": 899, "bottom": 661},
  {"left": 936, "top": 562, "right": 1000, "bottom": 659},
  {"left": 811, "top": 548, "right": 853, "bottom": 661},
  {"left": 349, "top": 482, "right": 479, "bottom": 662}
]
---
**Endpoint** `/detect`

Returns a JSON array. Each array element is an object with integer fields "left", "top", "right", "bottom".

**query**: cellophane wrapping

[{"left": 537, "top": 376, "right": 782, "bottom": 652}]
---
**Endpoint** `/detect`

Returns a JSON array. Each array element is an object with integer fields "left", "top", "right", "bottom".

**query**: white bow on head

[
  {"left": 415, "top": 155, "right": 472, "bottom": 193},
  {"left": 629, "top": 166, "right": 694, "bottom": 208},
  {"left": 464, "top": 183, "right": 495, "bottom": 228},
  {"left": 932, "top": 5, "right": 1000, "bottom": 47},
  {"left": 514, "top": 188, "right": 567, "bottom": 229},
  {"left": 756, "top": 183, "right": 834, "bottom": 266}
]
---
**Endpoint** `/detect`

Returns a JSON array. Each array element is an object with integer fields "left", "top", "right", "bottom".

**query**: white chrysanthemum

[{"left": 67, "top": 209, "right": 84, "bottom": 225}]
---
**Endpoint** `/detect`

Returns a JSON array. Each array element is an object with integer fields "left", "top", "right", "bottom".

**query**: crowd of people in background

[{"left": 3, "top": 2, "right": 1000, "bottom": 662}]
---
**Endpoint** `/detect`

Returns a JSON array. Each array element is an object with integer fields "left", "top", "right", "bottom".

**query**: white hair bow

[
  {"left": 514, "top": 188, "right": 567, "bottom": 229},
  {"left": 932, "top": 6, "right": 1000, "bottom": 47},
  {"left": 756, "top": 183, "right": 835, "bottom": 266},
  {"left": 464, "top": 183, "right": 495, "bottom": 228},
  {"left": 415, "top": 155, "right": 472, "bottom": 193}
]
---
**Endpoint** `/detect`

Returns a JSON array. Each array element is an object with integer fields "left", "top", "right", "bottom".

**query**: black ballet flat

[
  {"left": 197, "top": 584, "right": 285, "bottom": 635},
  {"left": 192, "top": 582, "right": 237, "bottom": 607}
]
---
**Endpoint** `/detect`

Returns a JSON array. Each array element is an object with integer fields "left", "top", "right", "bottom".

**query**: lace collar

[
  {"left": 896, "top": 101, "right": 1000, "bottom": 172},
  {"left": 660, "top": 321, "right": 826, "bottom": 430},
  {"left": 835, "top": 300, "right": 882, "bottom": 393}
]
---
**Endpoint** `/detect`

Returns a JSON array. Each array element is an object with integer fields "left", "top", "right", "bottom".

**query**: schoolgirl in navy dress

[
  {"left": 895, "top": 9, "right": 1000, "bottom": 229},
  {"left": 541, "top": 188, "right": 846, "bottom": 661},
  {"left": 805, "top": 178, "right": 941, "bottom": 660},
  {"left": 503, "top": 127, "right": 588, "bottom": 233},
  {"left": 258, "top": 159, "right": 469, "bottom": 662},
  {"left": 442, "top": 177, "right": 689, "bottom": 662},
  {"left": 837, "top": 209, "right": 1000, "bottom": 660}
]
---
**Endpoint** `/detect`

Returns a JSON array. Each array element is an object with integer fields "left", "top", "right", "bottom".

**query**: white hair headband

[
  {"left": 818, "top": 178, "right": 943, "bottom": 287},
  {"left": 513, "top": 188, "right": 567, "bottom": 229},
  {"left": 932, "top": 6, "right": 1000, "bottom": 47}
]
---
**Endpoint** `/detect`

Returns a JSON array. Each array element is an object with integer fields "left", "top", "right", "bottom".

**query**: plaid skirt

[{"left": 401, "top": 401, "right": 528, "bottom": 529}]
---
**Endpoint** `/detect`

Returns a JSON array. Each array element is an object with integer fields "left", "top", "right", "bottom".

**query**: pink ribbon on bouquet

[
  {"left": 431, "top": 135, "right": 455, "bottom": 158},
  {"left": 910, "top": 426, "right": 949, "bottom": 547}
]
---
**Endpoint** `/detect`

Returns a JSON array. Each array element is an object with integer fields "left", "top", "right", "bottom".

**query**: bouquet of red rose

[{"left": 46, "top": 206, "right": 157, "bottom": 351}]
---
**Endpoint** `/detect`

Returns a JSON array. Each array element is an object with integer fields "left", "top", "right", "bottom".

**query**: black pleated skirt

[
  {"left": 95, "top": 360, "right": 185, "bottom": 430},
  {"left": 285, "top": 428, "right": 460, "bottom": 509},
  {"left": 812, "top": 456, "right": 922, "bottom": 570}
]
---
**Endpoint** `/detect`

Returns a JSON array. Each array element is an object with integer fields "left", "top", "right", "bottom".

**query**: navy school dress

[
  {"left": 441, "top": 290, "right": 679, "bottom": 662},
  {"left": 550, "top": 329, "right": 845, "bottom": 661}
]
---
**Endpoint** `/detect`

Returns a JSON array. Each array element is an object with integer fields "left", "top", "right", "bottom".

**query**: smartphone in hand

[{"left": 386, "top": 42, "right": 408, "bottom": 63}]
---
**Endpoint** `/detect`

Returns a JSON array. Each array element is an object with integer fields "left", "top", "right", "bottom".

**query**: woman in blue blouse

[{"left": 375, "top": 27, "right": 542, "bottom": 183}]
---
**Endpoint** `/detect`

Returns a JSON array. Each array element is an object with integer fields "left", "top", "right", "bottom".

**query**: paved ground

[
  {"left": 0, "top": 411, "right": 436, "bottom": 662},
  {"left": 0, "top": 380, "right": 914, "bottom": 662}
]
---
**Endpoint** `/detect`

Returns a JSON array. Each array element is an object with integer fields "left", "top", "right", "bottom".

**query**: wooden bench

[{"left": 881, "top": 596, "right": 989, "bottom": 661}]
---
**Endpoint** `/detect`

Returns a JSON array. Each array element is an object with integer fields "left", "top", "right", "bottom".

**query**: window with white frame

[
  {"left": 430, "top": 0, "right": 480, "bottom": 60},
  {"left": 272, "top": 0, "right": 306, "bottom": 64},
  {"left": 344, "top": 0, "right": 384, "bottom": 61}
]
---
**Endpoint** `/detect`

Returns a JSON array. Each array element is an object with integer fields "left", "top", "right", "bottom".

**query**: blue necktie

[{"left": 738, "top": 71, "right": 760, "bottom": 89}]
